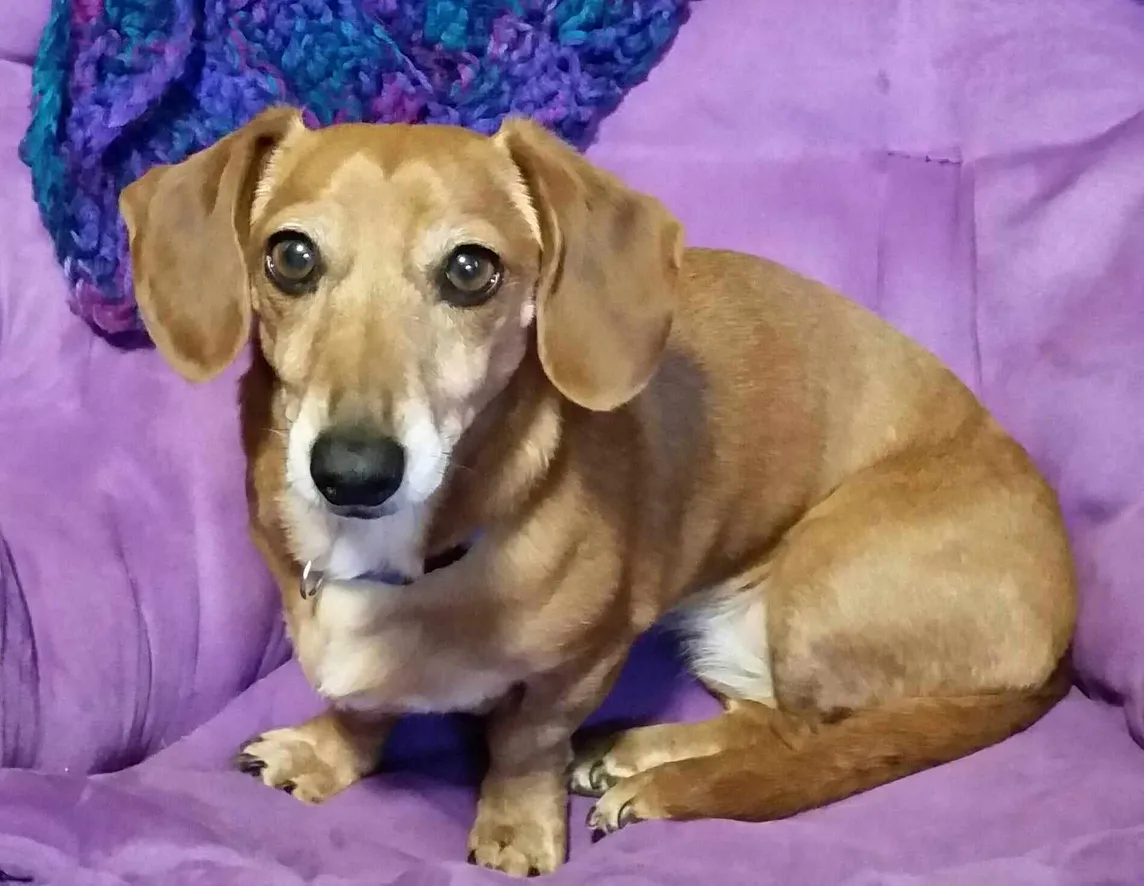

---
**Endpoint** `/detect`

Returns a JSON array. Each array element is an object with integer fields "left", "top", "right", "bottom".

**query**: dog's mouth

[{"left": 325, "top": 502, "right": 399, "bottom": 521}]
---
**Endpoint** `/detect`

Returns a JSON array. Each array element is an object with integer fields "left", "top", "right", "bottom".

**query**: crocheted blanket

[{"left": 19, "top": 0, "right": 689, "bottom": 342}]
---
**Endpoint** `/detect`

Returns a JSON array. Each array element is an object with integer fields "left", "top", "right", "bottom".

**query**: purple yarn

[{"left": 21, "top": 0, "right": 690, "bottom": 343}]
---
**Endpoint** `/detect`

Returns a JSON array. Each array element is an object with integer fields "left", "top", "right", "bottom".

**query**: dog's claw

[
  {"left": 234, "top": 752, "right": 266, "bottom": 776},
  {"left": 587, "top": 798, "right": 642, "bottom": 838},
  {"left": 588, "top": 761, "right": 609, "bottom": 793},
  {"left": 570, "top": 758, "right": 614, "bottom": 797},
  {"left": 616, "top": 800, "right": 642, "bottom": 830}
]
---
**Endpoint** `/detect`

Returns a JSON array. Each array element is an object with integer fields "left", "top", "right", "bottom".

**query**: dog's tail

[{"left": 637, "top": 663, "right": 1071, "bottom": 823}]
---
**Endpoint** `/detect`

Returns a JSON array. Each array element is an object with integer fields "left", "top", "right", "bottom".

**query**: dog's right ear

[{"left": 119, "top": 106, "right": 302, "bottom": 382}]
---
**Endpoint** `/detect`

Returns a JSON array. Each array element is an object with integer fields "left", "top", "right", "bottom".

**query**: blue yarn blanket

[{"left": 20, "top": 0, "right": 689, "bottom": 342}]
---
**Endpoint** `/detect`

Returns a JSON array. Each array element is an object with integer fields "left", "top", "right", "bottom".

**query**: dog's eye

[
  {"left": 440, "top": 245, "right": 503, "bottom": 307},
  {"left": 265, "top": 231, "right": 321, "bottom": 294}
]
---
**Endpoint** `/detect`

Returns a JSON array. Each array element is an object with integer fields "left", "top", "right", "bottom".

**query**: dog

[{"left": 120, "top": 106, "right": 1076, "bottom": 877}]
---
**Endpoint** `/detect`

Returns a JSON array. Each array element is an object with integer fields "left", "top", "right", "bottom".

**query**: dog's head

[{"left": 120, "top": 107, "right": 683, "bottom": 520}]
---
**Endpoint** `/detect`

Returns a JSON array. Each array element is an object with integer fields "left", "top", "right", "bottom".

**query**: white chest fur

[
  {"left": 282, "top": 494, "right": 516, "bottom": 714},
  {"left": 301, "top": 580, "right": 517, "bottom": 714}
]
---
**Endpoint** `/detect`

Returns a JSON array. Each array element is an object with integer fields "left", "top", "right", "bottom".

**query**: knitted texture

[{"left": 20, "top": 0, "right": 689, "bottom": 342}]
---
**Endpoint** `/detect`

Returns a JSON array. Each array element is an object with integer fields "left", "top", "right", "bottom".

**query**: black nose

[{"left": 310, "top": 428, "right": 406, "bottom": 512}]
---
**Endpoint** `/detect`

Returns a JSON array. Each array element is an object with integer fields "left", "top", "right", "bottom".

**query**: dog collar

[{"left": 299, "top": 539, "right": 474, "bottom": 600}]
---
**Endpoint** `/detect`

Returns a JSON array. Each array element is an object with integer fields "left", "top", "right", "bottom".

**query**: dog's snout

[{"left": 310, "top": 428, "right": 406, "bottom": 514}]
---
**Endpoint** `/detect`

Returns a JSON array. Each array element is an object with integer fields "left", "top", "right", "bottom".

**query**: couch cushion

[{"left": 0, "top": 61, "right": 290, "bottom": 772}]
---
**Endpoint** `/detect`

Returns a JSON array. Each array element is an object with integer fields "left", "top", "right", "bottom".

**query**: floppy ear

[
  {"left": 496, "top": 118, "right": 684, "bottom": 412},
  {"left": 119, "top": 106, "right": 302, "bottom": 382}
]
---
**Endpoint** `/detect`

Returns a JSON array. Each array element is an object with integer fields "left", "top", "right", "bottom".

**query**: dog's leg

[
  {"left": 469, "top": 652, "right": 626, "bottom": 877},
  {"left": 569, "top": 702, "right": 810, "bottom": 797},
  {"left": 572, "top": 561, "right": 792, "bottom": 796},
  {"left": 590, "top": 444, "right": 1073, "bottom": 834},
  {"left": 587, "top": 672, "right": 1068, "bottom": 834},
  {"left": 235, "top": 707, "right": 392, "bottom": 803},
  {"left": 236, "top": 521, "right": 395, "bottom": 803}
]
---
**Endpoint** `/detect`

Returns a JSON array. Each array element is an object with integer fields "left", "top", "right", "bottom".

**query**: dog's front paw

[
  {"left": 234, "top": 719, "right": 374, "bottom": 804},
  {"left": 467, "top": 802, "right": 566, "bottom": 877}
]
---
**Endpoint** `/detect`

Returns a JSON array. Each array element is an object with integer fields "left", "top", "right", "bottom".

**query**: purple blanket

[{"left": 3, "top": 0, "right": 1144, "bottom": 883}]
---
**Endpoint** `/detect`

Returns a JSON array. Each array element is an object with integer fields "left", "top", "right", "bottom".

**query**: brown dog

[{"left": 120, "top": 107, "right": 1076, "bottom": 877}]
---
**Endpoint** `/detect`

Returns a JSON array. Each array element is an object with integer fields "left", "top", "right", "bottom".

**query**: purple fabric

[
  {"left": 0, "top": 2, "right": 43, "bottom": 64},
  {"left": 1, "top": 57, "right": 290, "bottom": 773},
  {"left": 3, "top": 0, "right": 1144, "bottom": 882}
]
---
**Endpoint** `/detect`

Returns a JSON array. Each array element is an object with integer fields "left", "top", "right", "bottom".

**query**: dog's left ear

[
  {"left": 119, "top": 105, "right": 302, "bottom": 382},
  {"left": 496, "top": 118, "right": 684, "bottom": 412}
]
